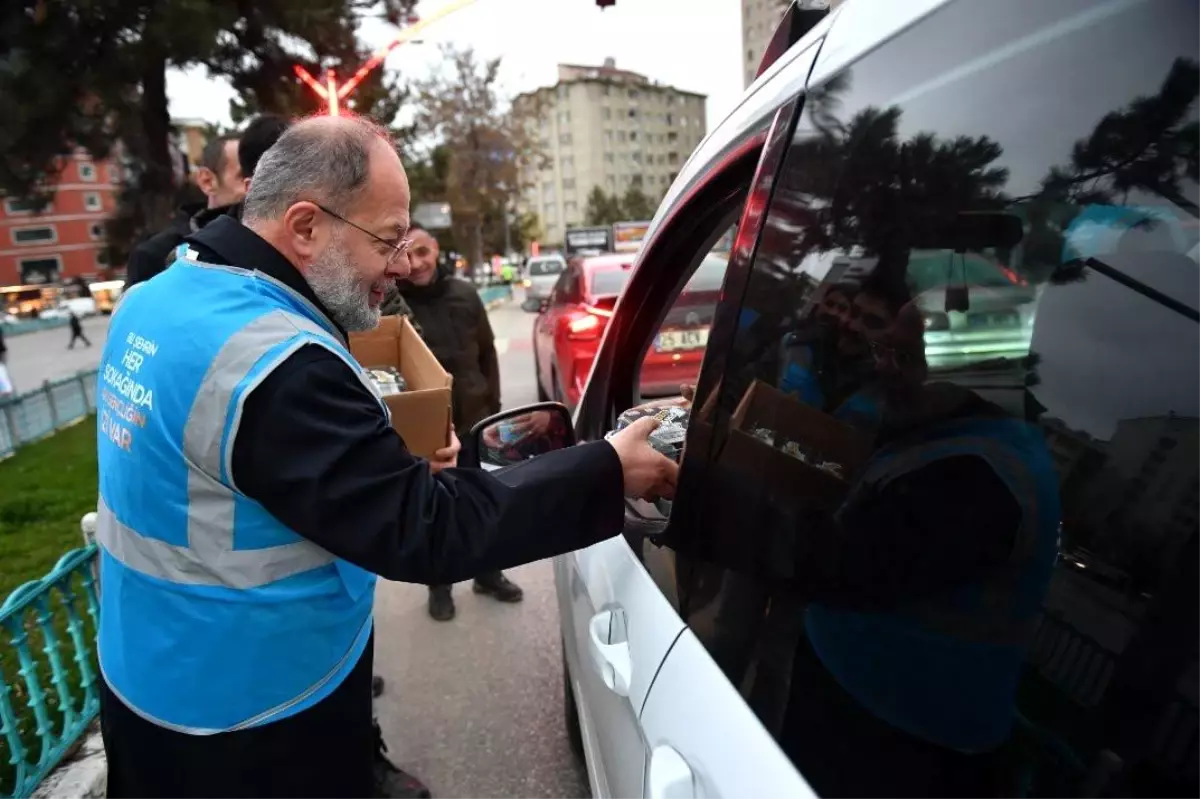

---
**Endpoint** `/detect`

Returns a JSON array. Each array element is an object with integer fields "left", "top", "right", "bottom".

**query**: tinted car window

[
  {"left": 670, "top": 1, "right": 1198, "bottom": 796},
  {"left": 590, "top": 269, "right": 633, "bottom": 298}
]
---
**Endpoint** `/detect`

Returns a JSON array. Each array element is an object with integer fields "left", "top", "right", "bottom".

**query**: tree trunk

[
  {"left": 470, "top": 218, "right": 485, "bottom": 274},
  {"left": 139, "top": 48, "right": 177, "bottom": 230}
]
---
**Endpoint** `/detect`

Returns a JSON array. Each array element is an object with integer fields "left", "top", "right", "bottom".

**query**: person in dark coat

[
  {"left": 125, "top": 135, "right": 244, "bottom": 287},
  {"left": 397, "top": 226, "right": 518, "bottom": 621},
  {"left": 67, "top": 310, "right": 91, "bottom": 349}
]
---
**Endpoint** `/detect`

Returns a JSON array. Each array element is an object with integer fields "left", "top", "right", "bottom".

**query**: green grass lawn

[
  {"left": 0, "top": 417, "right": 99, "bottom": 797},
  {"left": 0, "top": 417, "right": 98, "bottom": 599}
]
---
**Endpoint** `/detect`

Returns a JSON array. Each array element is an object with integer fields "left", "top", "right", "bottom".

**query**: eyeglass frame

[{"left": 311, "top": 201, "right": 413, "bottom": 267}]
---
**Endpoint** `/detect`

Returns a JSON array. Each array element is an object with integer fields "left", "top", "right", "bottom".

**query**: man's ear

[
  {"left": 194, "top": 167, "right": 217, "bottom": 198},
  {"left": 283, "top": 202, "right": 322, "bottom": 263}
]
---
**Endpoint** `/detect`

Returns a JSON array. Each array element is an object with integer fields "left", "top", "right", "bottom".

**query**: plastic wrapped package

[
  {"left": 605, "top": 399, "right": 691, "bottom": 462},
  {"left": 367, "top": 366, "right": 408, "bottom": 397}
]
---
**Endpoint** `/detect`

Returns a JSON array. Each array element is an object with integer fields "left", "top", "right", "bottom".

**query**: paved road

[
  {"left": 4, "top": 316, "right": 111, "bottom": 391},
  {"left": 374, "top": 298, "right": 591, "bottom": 799},
  {"left": 8, "top": 297, "right": 590, "bottom": 798}
]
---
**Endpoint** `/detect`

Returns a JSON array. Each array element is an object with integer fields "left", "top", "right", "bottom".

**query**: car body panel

[
  {"left": 640, "top": 629, "right": 817, "bottom": 798},
  {"left": 555, "top": 534, "right": 687, "bottom": 799}
]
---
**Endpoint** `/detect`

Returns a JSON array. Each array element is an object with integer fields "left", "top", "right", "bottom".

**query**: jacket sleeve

[
  {"left": 474, "top": 291, "right": 502, "bottom": 415},
  {"left": 231, "top": 345, "right": 624, "bottom": 583}
]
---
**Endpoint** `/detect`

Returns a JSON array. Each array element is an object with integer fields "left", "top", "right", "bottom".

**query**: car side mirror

[{"left": 466, "top": 403, "right": 576, "bottom": 470}]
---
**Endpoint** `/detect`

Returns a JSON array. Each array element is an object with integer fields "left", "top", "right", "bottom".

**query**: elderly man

[{"left": 95, "top": 114, "right": 676, "bottom": 798}]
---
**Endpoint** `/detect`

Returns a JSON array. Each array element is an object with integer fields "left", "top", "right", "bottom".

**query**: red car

[{"left": 533, "top": 252, "right": 727, "bottom": 408}]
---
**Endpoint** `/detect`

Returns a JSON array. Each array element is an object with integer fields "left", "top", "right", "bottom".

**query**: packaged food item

[
  {"left": 605, "top": 399, "right": 691, "bottom": 462},
  {"left": 367, "top": 366, "right": 408, "bottom": 396}
]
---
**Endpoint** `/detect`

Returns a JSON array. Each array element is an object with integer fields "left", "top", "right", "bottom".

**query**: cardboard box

[
  {"left": 720, "top": 379, "right": 873, "bottom": 510},
  {"left": 349, "top": 315, "right": 453, "bottom": 459}
]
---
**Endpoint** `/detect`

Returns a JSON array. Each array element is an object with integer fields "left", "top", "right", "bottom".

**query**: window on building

[
  {"left": 619, "top": 131, "right": 628, "bottom": 143},
  {"left": 108, "top": 165, "right": 121, "bottom": 184},
  {"left": 558, "top": 111, "right": 571, "bottom": 126},
  {"left": 564, "top": 200, "right": 578, "bottom": 216},
  {"left": 604, "top": 108, "right": 612, "bottom": 120},
  {"left": 559, "top": 133, "right": 572, "bottom": 146},
  {"left": 561, "top": 155, "right": 574, "bottom": 173},
  {"left": 89, "top": 223, "right": 104, "bottom": 240},
  {"left": 605, "top": 153, "right": 615, "bottom": 164},
  {"left": 563, "top": 178, "right": 576, "bottom": 190},
  {"left": 96, "top": 249, "right": 110, "bottom": 267},
  {"left": 12, "top": 226, "right": 56, "bottom": 245},
  {"left": 605, "top": 130, "right": 614, "bottom": 143},
  {"left": 19, "top": 257, "right": 61, "bottom": 284},
  {"left": 681, "top": 116, "right": 689, "bottom": 127},
  {"left": 78, "top": 162, "right": 96, "bottom": 182},
  {"left": 668, "top": 151, "right": 679, "bottom": 165},
  {"left": 84, "top": 192, "right": 102, "bottom": 212},
  {"left": 666, "top": 113, "right": 674, "bottom": 126},
  {"left": 603, "top": 85, "right": 611, "bottom": 97},
  {"left": 629, "top": 108, "right": 638, "bottom": 119},
  {"left": 632, "top": 152, "right": 643, "bottom": 165},
  {"left": 668, "top": 131, "right": 679, "bottom": 143},
  {"left": 543, "top": 203, "right": 557, "bottom": 220},
  {"left": 606, "top": 176, "right": 616, "bottom": 190},
  {"left": 630, "top": 131, "right": 639, "bottom": 142},
  {"left": 3, "top": 197, "right": 38, "bottom": 214},
  {"left": 629, "top": 89, "right": 639, "bottom": 100}
]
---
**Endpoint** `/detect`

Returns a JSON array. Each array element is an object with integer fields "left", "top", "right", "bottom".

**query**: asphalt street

[{"left": 6, "top": 295, "right": 591, "bottom": 798}]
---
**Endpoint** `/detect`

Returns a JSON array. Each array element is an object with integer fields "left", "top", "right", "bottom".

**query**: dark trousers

[
  {"left": 68, "top": 329, "right": 91, "bottom": 348},
  {"left": 101, "top": 635, "right": 375, "bottom": 798}
]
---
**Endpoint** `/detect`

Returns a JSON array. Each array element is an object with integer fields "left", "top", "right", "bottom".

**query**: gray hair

[{"left": 241, "top": 115, "right": 393, "bottom": 223}]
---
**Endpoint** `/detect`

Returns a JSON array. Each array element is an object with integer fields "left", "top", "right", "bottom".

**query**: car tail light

[{"left": 567, "top": 310, "right": 606, "bottom": 340}]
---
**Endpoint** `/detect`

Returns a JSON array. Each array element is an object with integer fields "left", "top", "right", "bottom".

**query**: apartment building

[
  {"left": 0, "top": 150, "right": 123, "bottom": 289},
  {"left": 742, "top": 0, "right": 844, "bottom": 88},
  {"left": 514, "top": 59, "right": 707, "bottom": 246}
]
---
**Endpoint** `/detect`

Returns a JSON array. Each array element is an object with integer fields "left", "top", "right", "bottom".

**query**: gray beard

[{"left": 306, "top": 236, "right": 381, "bottom": 333}]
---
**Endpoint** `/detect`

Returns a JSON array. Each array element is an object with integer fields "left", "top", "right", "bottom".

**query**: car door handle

[
  {"left": 648, "top": 744, "right": 695, "bottom": 799},
  {"left": 587, "top": 609, "right": 632, "bottom": 697}
]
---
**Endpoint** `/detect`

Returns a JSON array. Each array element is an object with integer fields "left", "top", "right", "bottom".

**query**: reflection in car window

[{"left": 670, "top": 1, "right": 1198, "bottom": 796}]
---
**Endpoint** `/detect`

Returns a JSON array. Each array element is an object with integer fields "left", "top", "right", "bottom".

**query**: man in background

[
  {"left": 66, "top": 310, "right": 92, "bottom": 349},
  {"left": 125, "top": 134, "right": 243, "bottom": 287},
  {"left": 237, "top": 114, "right": 292, "bottom": 191},
  {"left": 398, "top": 227, "right": 522, "bottom": 621},
  {"left": 125, "top": 115, "right": 291, "bottom": 288}
]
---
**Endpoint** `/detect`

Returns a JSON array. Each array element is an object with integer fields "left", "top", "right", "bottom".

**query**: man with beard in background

[{"left": 396, "top": 226, "right": 524, "bottom": 622}]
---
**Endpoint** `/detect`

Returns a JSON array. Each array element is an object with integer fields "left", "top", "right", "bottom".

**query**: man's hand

[
  {"left": 606, "top": 416, "right": 679, "bottom": 500},
  {"left": 430, "top": 428, "right": 461, "bottom": 474}
]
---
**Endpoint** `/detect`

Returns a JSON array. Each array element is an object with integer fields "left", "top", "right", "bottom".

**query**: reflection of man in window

[{"left": 778, "top": 281, "right": 1062, "bottom": 797}]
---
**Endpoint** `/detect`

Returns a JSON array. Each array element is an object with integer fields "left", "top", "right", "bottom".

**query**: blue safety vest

[
  {"left": 96, "top": 247, "right": 383, "bottom": 733},
  {"left": 805, "top": 415, "right": 1061, "bottom": 752},
  {"left": 778, "top": 337, "right": 883, "bottom": 430}
]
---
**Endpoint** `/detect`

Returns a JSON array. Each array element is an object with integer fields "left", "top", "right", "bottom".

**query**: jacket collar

[{"left": 186, "top": 215, "right": 347, "bottom": 339}]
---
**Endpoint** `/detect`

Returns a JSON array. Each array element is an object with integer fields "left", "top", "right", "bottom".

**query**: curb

[{"left": 32, "top": 725, "right": 106, "bottom": 799}]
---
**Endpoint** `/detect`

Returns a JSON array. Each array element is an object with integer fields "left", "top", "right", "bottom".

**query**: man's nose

[{"left": 388, "top": 254, "right": 412, "bottom": 280}]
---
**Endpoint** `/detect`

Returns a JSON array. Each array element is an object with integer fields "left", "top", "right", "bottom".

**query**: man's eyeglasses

[{"left": 312, "top": 202, "right": 413, "bottom": 267}]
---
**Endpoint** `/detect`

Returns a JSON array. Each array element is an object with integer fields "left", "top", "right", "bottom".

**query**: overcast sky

[{"left": 166, "top": 0, "right": 744, "bottom": 133}]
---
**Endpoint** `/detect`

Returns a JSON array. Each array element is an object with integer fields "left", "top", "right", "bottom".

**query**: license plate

[{"left": 656, "top": 327, "right": 709, "bottom": 352}]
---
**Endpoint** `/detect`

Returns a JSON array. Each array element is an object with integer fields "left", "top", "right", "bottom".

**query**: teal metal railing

[
  {"left": 0, "top": 371, "right": 98, "bottom": 459},
  {"left": 0, "top": 545, "right": 100, "bottom": 799}
]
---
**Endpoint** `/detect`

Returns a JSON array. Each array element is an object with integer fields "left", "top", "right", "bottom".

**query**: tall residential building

[
  {"left": 742, "top": 0, "right": 844, "bottom": 88},
  {"left": 0, "top": 149, "right": 123, "bottom": 291},
  {"left": 514, "top": 59, "right": 707, "bottom": 246}
]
